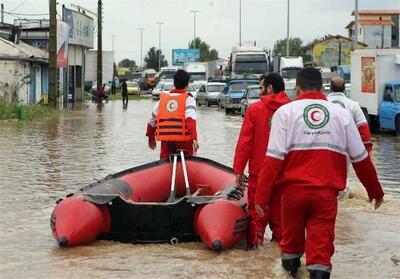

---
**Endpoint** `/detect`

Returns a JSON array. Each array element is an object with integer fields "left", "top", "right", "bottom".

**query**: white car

[
  {"left": 160, "top": 82, "right": 174, "bottom": 95},
  {"left": 152, "top": 81, "right": 165, "bottom": 100},
  {"left": 187, "top": 84, "right": 197, "bottom": 99}
]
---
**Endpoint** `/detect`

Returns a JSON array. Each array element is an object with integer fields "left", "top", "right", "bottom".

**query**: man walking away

[
  {"left": 233, "top": 73, "right": 291, "bottom": 249},
  {"left": 146, "top": 70, "right": 199, "bottom": 159},
  {"left": 255, "top": 68, "right": 384, "bottom": 279},
  {"left": 121, "top": 80, "right": 128, "bottom": 106},
  {"left": 327, "top": 76, "right": 372, "bottom": 152}
]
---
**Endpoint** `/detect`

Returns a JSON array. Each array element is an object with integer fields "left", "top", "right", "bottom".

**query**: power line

[
  {"left": 9, "top": 0, "right": 26, "bottom": 13},
  {"left": 5, "top": 11, "right": 49, "bottom": 16}
]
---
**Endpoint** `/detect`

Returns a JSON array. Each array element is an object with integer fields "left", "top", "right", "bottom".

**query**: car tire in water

[
  {"left": 206, "top": 99, "right": 210, "bottom": 107},
  {"left": 240, "top": 108, "right": 244, "bottom": 117},
  {"left": 396, "top": 115, "right": 400, "bottom": 136},
  {"left": 196, "top": 99, "right": 201, "bottom": 107}
]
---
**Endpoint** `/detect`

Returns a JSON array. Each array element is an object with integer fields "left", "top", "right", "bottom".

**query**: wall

[
  {"left": 311, "top": 39, "right": 365, "bottom": 68},
  {"left": 0, "top": 61, "right": 30, "bottom": 104},
  {"left": 67, "top": 44, "right": 85, "bottom": 102},
  {"left": 363, "top": 25, "right": 392, "bottom": 48}
]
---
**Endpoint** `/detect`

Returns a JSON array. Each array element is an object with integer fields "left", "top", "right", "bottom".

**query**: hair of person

[
  {"left": 263, "top": 73, "right": 285, "bottom": 93},
  {"left": 296, "top": 67, "right": 322, "bottom": 91},
  {"left": 330, "top": 76, "right": 345, "bottom": 92},
  {"left": 173, "top": 69, "right": 190, "bottom": 89}
]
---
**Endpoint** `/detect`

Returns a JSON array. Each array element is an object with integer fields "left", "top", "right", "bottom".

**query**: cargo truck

[
  {"left": 229, "top": 45, "right": 268, "bottom": 79},
  {"left": 351, "top": 49, "right": 400, "bottom": 134}
]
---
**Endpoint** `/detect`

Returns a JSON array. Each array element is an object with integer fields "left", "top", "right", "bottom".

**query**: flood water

[{"left": 0, "top": 99, "right": 399, "bottom": 279}]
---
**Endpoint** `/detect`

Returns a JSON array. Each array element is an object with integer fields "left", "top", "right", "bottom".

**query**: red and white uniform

[
  {"left": 146, "top": 89, "right": 197, "bottom": 159},
  {"left": 233, "top": 92, "right": 291, "bottom": 246},
  {"left": 255, "top": 92, "right": 384, "bottom": 273},
  {"left": 327, "top": 92, "right": 372, "bottom": 152}
]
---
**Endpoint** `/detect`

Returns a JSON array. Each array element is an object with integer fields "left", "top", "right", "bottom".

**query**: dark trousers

[{"left": 122, "top": 94, "right": 128, "bottom": 104}]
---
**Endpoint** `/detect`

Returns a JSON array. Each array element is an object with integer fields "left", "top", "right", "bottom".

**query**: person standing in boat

[
  {"left": 146, "top": 69, "right": 199, "bottom": 159},
  {"left": 233, "top": 73, "right": 291, "bottom": 249},
  {"left": 254, "top": 68, "right": 384, "bottom": 279}
]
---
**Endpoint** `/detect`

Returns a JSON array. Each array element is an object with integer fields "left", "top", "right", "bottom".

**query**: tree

[
  {"left": 188, "top": 37, "right": 219, "bottom": 62},
  {"left": 144, "top": 47, "right": 168, "bottom": 71},
  {"left": 118, "top": 59, "right": 137, "bottom": 72},
  {"left": 272, "top": 37, "right": 305, "bottom": 57}
]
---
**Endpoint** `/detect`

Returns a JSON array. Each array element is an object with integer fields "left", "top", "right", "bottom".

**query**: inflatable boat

[{"left": 50, "top": 153, "right": 249, "bottom": 251}]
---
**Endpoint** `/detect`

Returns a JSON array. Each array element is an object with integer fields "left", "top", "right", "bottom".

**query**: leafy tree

[
  {"left": 118, "top": 59, "right": 137, "bottom": 72},
  {"left": 188, "top": 37, "right": 219, "bottom": 62},
  {"left": 144, "top": 47, "right": 168, "bottom": 71},
  {"left": 272, "top": 37, "right": 305, "bottom": 57}
]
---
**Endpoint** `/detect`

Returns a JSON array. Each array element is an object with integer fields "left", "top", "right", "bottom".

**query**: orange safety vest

[{"left": 156, "top": 93, "right": 191, "bottom": 142}]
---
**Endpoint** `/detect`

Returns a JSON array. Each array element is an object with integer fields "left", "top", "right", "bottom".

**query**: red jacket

[{"left": 233, "top": 91, "right": 291, "bottom": 176}]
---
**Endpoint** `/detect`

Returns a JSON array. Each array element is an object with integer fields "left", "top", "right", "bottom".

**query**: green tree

[
  {"left": 118, "top": 59, "right": 137, "bottom": 72},
  {"left": 188, "top": 37, "right": 219, "bottom": 62},
  {"left": 144, "top": 47, "right": 168, "bottom": 71},
  {"left": 272, "top": 37, "right": 305, "bottom": 57}
]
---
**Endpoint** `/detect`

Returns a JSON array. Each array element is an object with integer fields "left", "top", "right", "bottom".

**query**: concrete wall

[{"left": 0, "top": 61, "right": 30, "bottom": 104}]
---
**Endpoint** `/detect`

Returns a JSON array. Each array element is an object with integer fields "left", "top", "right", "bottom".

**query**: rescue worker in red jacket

[
  {"left": 233, "top": 73, "right": 291, "bottom": 249},
  {"left": 255, "top": 68, "right": 384, "bottom": 279},
  {"left": 146, "top": 69, "right": 199, "bottom": 159}
]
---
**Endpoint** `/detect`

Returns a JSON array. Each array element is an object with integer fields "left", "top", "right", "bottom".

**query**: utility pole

[
  {"left": 138, "top": 28, "right": 144, "bottom": 69},
  {"left": 97, "top": 0, "right": 103, "bottom": 90},
  {"left": 239, "top": 0, "right": 242, "bottom": 46},
  {"left": 1, "top": 4, "right": 4, "bottom": 23},
  {"left": 48, "top": 0, "right": 57, "bottom": 108},
  {"left": 353, "top": 0, "right": 359, "bottom": 50},
  {"left": 111, "top": 35, "right": 115, "bottom": 79},
  {"left": 157, "top": 22, "right": 163, "bottom": 72},
  {"left": 380, "top": 17, "right": 385, "bottom": 48},
  {"left": 338, "top": 39, "right": 342, "bottom": 65},
  {"left": 286, "top": 0, "right": 290, "bottom": 57},
  {"left": 190, "top": 10, "right": 199, "bottom": 45}
]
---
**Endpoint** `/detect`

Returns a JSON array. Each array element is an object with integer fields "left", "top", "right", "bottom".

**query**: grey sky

[{"left": 3, "top": 0, "right": 400, "bottom": 65}]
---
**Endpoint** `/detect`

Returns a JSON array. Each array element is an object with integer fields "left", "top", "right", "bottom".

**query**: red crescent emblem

[{"left": 311, "top": 111, "right": 321, "bottom": 122}]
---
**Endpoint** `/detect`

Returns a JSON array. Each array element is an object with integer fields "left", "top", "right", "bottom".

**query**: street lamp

[
  {"left": 157, "top": 22, "right": 164, "bottom": 72},
  {"left": 239, "top": 0, "right": 242, "bottom": 46},
  {"left": 138, "top": 28, "right": 144, "bottom": 69},
  {"left": 190, "top": 10, "right": 199, "bottom": 45},
  {"left": 286, "top": 0, "right": 290, "bottom": 57},
  {"left": 353, "top": 0, "right": 359, "bottom": 50}
]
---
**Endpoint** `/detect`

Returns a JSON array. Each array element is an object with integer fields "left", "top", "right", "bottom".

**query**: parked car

[
  {"left": 152, "top": 81, "right": 165, "bottom": 100},
  {"left": 187, "top": 84, "right": 198, "bottom": 100},
  {"left": 240, "top": 85, "right": 260, "bottom": 117},
  {"left": 160, "top": 82, "right": 174, "bottom": 95},
  {"left": 127, "top": 81, "right": 141, "bottom": 95},
  {"left": 197, "top": 82, "right": 226, "bottom": 107}
]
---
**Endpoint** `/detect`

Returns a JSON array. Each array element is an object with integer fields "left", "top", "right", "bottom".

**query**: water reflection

[{"left": 0, "top": 100, "right": 398, "bottom": 279}]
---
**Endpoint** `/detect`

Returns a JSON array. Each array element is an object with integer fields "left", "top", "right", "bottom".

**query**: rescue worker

[
  {"left": 327, "top": 76, "right": 372, "bottom": 152},
  {"left": 233, "top": 73, "right": 291, "bottom": 249},
  {"left": 255, "top": 68, "right": 384, "bottom": 279},
  {"left": 146, "top": 69, "right": 199, "bottom": 159}
]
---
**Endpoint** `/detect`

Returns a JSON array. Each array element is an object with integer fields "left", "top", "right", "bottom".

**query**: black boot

[
  {"left": 281, "top": 257, "right": 301, "bottom": 278},
  {"left": 309, "top": 270, "right": 330, "bottom": 279}
]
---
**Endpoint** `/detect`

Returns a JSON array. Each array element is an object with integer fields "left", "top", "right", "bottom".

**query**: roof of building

[
  {"left": 303, "top": 35, "right": 367, "bottom": 50},
  {"left": 0, "top": 37, "right": 48, "bottom": 62},
  {"left": 352, "top": 10, "right": 400, "bottom": 16}
]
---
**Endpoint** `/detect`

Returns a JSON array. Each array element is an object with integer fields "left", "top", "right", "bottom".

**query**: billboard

[
  {"left": 63, "top": 7, "right": 94, "bottom": 48},
  {"left": 57, "top": 20, "right": 69, "bottom": 68},
  {"left": 361, "top": 56, "right": 375, "bottom": 94},
  {"left": 84, "top": 50, "right": 114, "bottom": 82},
  {"left": 172, "top": 49, "right": 200, "bottom": 65}
]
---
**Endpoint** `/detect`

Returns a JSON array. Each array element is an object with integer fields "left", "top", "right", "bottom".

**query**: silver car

[
  {"left": 196, "top": 82, "right": 226, "bottom": 107},
  {"left": 240, "top": 85, "right": 261, "bottom": 117}
]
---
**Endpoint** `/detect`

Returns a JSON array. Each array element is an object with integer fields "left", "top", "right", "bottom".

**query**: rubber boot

[
  {"left": 281, "top": 257, "right": 301, "bottom": 278},
  {"left": 309, "top": 270, "right": 330, "bottom": 279}
]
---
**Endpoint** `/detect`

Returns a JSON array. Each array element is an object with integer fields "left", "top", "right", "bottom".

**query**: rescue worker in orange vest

[
  {"left": 146, "top": 69, "right": 199, "bottom": 159},
  {"left": 233, "top": 73, "right": 291, "bottom": 249},
  {"left": 255, "top": 68, "right": 384, "bottom": 279}
]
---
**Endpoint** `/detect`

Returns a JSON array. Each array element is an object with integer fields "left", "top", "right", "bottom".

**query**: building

[
  {"left": 303, "top": 35, "right": 366, "bottom": 68},
  {"left": 0, "top": 37, "right": 48, "bottom": 104},
  {"left": 346, "top": 10, "right": 400, "bottom": 48}
]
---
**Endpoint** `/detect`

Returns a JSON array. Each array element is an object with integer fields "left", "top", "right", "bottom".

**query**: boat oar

[
  {"left": 167, "top": 154, "right": 178, "bottom": 203},
  {"left": 180, "top": 150, "right": 191, "bottom": 196}
]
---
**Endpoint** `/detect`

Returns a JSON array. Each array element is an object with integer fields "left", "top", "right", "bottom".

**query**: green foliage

[
  {"left": 144, "top": 47, "right": 168, "bottom": 71},
  {"left": 118, "top": 59, "right": 137, "bottom": 72},
  {"left": 272, "top": 37, "right": 305, "bottom": 57},
  {"left": 0, "top": 102, "right": 59, "bottom": 121},
  {"left": 188, "top": 37, "right": 219, "bottom": 62}
]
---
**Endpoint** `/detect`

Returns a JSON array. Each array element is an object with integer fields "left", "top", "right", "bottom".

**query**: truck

[
  {"left": 142, "top": 69, "right": 157, "bottom": 90},
  {"left": 184, "top": 62, "right": 208, "bottom": 83},
  {"left": 350, "top": 48, "right": 400, "bottom": 134},
  {"left": 229, "top": 45, "right": 268, "bottom": 78},
  {"left": 273, "top": 56, "right": 304, "bottom": 82}
]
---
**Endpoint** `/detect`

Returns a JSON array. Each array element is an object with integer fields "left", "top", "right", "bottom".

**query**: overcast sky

[{"left": 3, "top": 0, "right": 400, "bottom": 65}]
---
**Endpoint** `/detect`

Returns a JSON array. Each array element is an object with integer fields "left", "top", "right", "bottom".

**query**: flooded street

[{"left": 0, "top": 99, "right": 399, "bottom": 279}]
